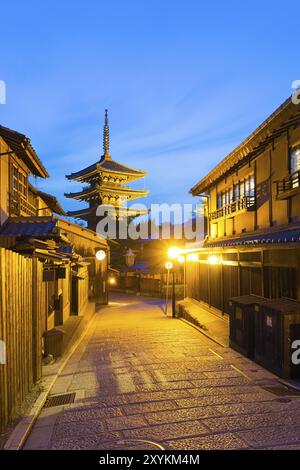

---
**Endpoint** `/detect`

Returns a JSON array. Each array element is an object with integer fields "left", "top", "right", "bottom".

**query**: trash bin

[
  {"left": 229, "top": 295, "right": 265, "bottom": 358},
  {"left": 254, "top": 298, "right": 300, "bottom": 379},
  {"left": 43, "top": 328, "right": 65, "bottom": 358}
]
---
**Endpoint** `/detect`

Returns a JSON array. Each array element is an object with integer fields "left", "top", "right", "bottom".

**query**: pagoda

[{"left": 65, "top": 110, "right": 149, "bottom": 232}]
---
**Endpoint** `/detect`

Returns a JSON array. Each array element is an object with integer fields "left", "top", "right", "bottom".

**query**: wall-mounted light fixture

[{"left": 96, "top": 250, "right": 106, "bottom": 261}]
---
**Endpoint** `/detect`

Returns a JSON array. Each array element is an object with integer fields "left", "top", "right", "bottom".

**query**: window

[
  {"left": 216, "top": 175, "right": 255, "bottom": 211},
  {"left": 10, "top": 164, "right": 29, "bottom": 215},
  {"left": 290, "top": 147, "right": 300, "bottom": 174},
  {"left": 217, "top": 188, "right": 232, "bottom": 209},
  {"left": 249, "top": 175, "right": 255, "bottom": 197},
  {"left": 234, "top": 184, "right": 239, "bottom": 201},
  {"left": 11, "top": 164, "right": 27, "bottom": 199},
  {"left": 239, "top": 180, "right": 245, "bottom": 198}
]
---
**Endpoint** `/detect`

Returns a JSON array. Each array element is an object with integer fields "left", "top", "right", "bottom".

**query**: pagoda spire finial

[{"left": 102, "top": 108, "right": 111, "bottom": 160}]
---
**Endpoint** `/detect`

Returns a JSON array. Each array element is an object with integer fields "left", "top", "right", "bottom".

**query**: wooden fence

[
  {"left": 0, "top": 248, "right": 46, "bottom": 431},
  {"left": 114, "top": 272, "right": 184, "bottom": 298}
]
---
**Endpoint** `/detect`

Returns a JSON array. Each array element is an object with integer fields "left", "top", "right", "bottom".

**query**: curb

[
  {"left": 178, "top": 316, "right": 227, "bottom": 347},
  {"left": 4, "top": 311, "right": 97, "bottom": 450}
]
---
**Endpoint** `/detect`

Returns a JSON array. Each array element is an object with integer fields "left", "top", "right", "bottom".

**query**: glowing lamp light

[
  {"left": 96, "top": 250, "right": 106, "bottom": 261},
  {"left": 178, "top": 255, "right": 185, "bottom": 264},
  {"left": 165, "top": 261, "right": 173, "bottom": 270},
  {"left": 108, "top": 277, "right": 116, "bottom": 285},
  {"left": 187, "top": 253, "right": 199, "bottom": 262},
  {"left": 168, "top": 247, "right": 181, "bottom": 260},
  {"left": 208, "top": 255, "right": 219, "bottom": 265}
]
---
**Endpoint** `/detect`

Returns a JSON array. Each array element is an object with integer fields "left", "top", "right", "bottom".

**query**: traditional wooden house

[
  {"left": 0, "top": 125, "right": 108, "bottom": 331},
  {"left": 0, "top": 124, "right": 109, "bottom": 431},
  {"left": 187, "top": 96, "right": 300, "bottom": 314}
]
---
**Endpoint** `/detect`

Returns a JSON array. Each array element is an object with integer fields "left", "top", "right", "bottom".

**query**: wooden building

[
  {"left": 0, "top": 123, "right": 109, "bottom": 430},
  {"left": 0, "top": 124, "right": 108, "bottom": 333},
  {"left": 187, "top": 96, "right": 300, "bottom": 314}
]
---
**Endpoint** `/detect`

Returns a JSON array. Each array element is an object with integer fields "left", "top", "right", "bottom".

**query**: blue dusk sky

[{"left": 0, "top": 0, "right": 299, "bottom": 215}]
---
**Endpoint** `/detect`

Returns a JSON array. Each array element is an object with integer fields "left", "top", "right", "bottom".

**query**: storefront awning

[{"left": 205, "top": 227, "right": 300, "bottom": 248}]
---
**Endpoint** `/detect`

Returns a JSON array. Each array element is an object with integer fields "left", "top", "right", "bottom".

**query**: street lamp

[
  {"left": 96, "top": 250, "right": 106, "bottom": 261},
  {"left": 168, "top": 247, "right": 181, "bottom": 260},
  {"left": 208, "top": 255, "right": 219, "bottom": 264},
  {"left": 108, "top": 276, "right": 116, "bottom": 285},
  {"left": 164, "top": 261, "right": 173, "bottom": 315}
]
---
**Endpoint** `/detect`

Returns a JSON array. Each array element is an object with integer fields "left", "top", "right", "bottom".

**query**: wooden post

[{"left": 0, "top": 249, "right": 8, "bottom": 430}]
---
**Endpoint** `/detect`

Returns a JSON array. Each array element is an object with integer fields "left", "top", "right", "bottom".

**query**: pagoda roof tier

[
  {"left": 67, "top": 205, "right": 149, "bottom": 219},
  {"left": 66, "top": 158, "right": 147, "bottom": 183},
  {"left": 65, "top": 184, "right": 149, "bottom": 201}
]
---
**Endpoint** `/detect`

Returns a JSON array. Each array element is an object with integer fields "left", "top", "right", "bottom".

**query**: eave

[
  {"left": 66, "top": 159, "right": 147, "bottom": 183},
  {"left": 190, "top": 96, "right": 300, "bottom": 195},
  {"left": 67, "top": 205, "right": 149, "bottom": 219},
  {"left": 65, "top": 185, "right": 149, "bottom": 201},
  {"left": 0, "top": 125, "right": 49, "bottom": 178}
]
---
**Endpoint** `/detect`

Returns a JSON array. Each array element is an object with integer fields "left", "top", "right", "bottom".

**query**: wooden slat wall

[{"left": 0, "top": 248, "right": 45, "bottom": 431}]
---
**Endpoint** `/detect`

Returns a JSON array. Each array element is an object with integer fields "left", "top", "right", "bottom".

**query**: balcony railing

[
  {"left": 276, "top": 170, "right": 300, "bottom": 197},
  {"left": 10, "top": 192, "right": 37, "bottom": 217},
  {"left": 209, "top": 196, "right": 255, "bottom": 221}
]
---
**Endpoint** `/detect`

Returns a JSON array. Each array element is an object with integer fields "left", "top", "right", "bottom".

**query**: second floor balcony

[
  {"left": 209, "top": 195, "right": 255, "bottom": 221},
  {"left": 276, "top": 170, "right": 300, "bottom": 199}
]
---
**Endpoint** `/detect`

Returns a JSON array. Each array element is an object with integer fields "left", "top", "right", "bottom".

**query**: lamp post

[
  {"left": 171, "top": 268, "right": 176, "bottom": 318},
  {"left": 167, "top": 247, "right": 183, "bottom": 318},
  {"left": 178, "top": 254, "right": 186, "bottom": 298},
  {"left": 95, "top": 249, "right": 107, "bottom": 303},
  {"left": 164, "top": 261, "right": 173, "bottom": 315}
]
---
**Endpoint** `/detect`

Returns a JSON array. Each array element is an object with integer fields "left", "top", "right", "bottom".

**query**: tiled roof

[
  {"left": 36, "top": 190, "right": 66, "bottom": 215},
  {"left": 0, "top": 125, "right": 48, "bottom": 178},
  {"left": 205, "top": 227, "right": 300, "bottom": 248},
  {"left": 66, "top": 157, "right": 146, "bottom": 180},
  {"left": 65, "top": 184, "right": 148, "bottom": 200},
  {"left": 0, "top": 218, "right": 58, "bottom": 237}
]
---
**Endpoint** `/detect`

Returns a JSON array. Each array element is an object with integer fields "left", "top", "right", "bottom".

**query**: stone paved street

[{"left": 24, "top": 294, "right": 300, "bottom": 450}]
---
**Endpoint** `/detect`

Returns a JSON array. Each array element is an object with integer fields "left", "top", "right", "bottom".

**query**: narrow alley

[{"left": 24, "top": 294, "right": 300, "bottom": 450}]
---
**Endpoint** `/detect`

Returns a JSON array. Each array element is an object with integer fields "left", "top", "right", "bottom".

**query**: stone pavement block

[
  {"left": 165, "top": 432, "right": 249, "bottom": 450},
  {"left": 145, "top": 406, "right": 220, "bottom": 425},
  {"left": 53, "top": 418, "right": 106, "bottom": 439},
  {"left": 266, "top": 443, "right": 300, "bottom": 450},
  {"left": 190, "top": 377, "right": 250, "bottom": 388},
  {"left": 153, "top": 371, "right": 206, "bottom": 382},
  {"left": 33, "top": 409, "right": 60, "bottom": 428},
  {"left": 123, "top": 400, "right": 178, "bottom": 416},
  {"left": 50, "top": 376, "right": 74, "bottom": 395},
  {"left": 50, "top": 432, "right": 122, "bottom": 450},
  {"left": 203, "top": 369, "right": 242, "bottom": 378},
  {"left": 24, "top": 425, "right": 54, "bottom": 449},
  {"left": 237, "top": 426, "right": 300, "bottom": 448},
  {"left": 214, "top": 399, "right": 300, "bottom": 417},
  {"left": 117, "top": 389, "right": 192, "bottom": 404},
  {"left": 105, "top": 415, "right": 148, "bottom": 431},
  {"left": 57, "top": 406, "right": 123, "bottom": 423},
  {"left": 123, "top": 420, "right": 209, "bottom": 441},
  {"left": 203, "top": 410, "right": 300, "bottom": 433},
  {"left": 189, "top": 385, "right": 261, "bottom": 397},
  {"left": 135, "top": 381, "right": 193, "bottom": 392}
]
